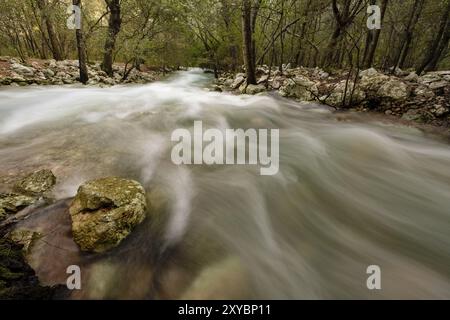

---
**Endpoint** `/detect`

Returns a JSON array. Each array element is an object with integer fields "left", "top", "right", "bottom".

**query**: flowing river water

[{"left": 0, "top": 69, "right": 449, "bottom": 299}]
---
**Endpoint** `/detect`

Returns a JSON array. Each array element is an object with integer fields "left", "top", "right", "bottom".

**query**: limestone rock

[
  {"left": 0, "top": 193, "right": 37, "bottom": 218},
  {"left": 404, "top": 72, "right": 419, "bottom": 82},
  {"left": 11, "top": 63, "right": 35, "bottom": 77},
  {"left": 14, "top": 169, "right": 56, "bottom": 196},
  {"left": 69, "top": 177, "right": 147, "bottom": 253},
  {"left": 279, "top": 76, "right": 318, "bottom": 101},
  {"left": 231, "top": 74, "right": 245, "bottom": 89},
  {"left": 377, "top": 79, "right": 410, "bottom": 100},
  {"left": 325, "top": 80, "right": 366, "bottom": 107},
  {"left": 359, "top": 68, "right": 378, "bottom": 78}
]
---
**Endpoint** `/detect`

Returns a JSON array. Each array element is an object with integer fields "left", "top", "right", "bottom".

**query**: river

[{"left": 0, "top": 69, "right": 449, "bottom": 299}]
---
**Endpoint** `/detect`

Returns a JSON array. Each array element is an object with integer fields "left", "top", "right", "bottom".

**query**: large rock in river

[{"left": 69, "top": 177, "right": 147, "bottom": 253}]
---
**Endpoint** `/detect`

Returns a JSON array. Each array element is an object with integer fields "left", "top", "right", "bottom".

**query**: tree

[
  {"left": 242, "top": 0, "right": 257, "bottom": 84},
  {"left": 393, "top": 0, "right": 425, "bottom": 70},
  {"left": 417, "top": 0, "right": 450, "bottom": 74},
  {"left": 73, "top": 0, "right": 88, "bottom": 84},
  {"left": 322, "top": 0, "right": 365, "bottom": 68},
  {"left": 362, "top": 0, "right": 389, "bottom": 68},
  {"left": 36, "top": 0, "right": 63, "bottom": 60},
  {"left": 101, "top": 0, "right": 122, "bottom": 77}
]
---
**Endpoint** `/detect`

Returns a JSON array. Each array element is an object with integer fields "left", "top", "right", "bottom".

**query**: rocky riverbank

[
  {"left": 0, "top": 168, "right": 150, "bottom": 299},
  {"left": 0, "top": 57, "right": 168, "bottom": 87},
  {"left": 214, "top": 66, "right": 450, "bottom": 128}
]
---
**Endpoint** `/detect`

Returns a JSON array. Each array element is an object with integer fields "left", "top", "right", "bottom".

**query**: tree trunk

[
  {"left": 393, "top": 0, "right": 425, "bottom": 70},
  {"left": 101, "top": 0, "right": 122, "bottom": 77},
  {"left": 363, "top": 0, "right": 389, "bottom": 68},
  {"left": 417, "top": 1, "right": 450, "bottom": 74},
  {"left": 36, "top": 0, "right": 63, "bottom": 60},
  {"left": 242, "top": 0, "right": 256, "bottom": 84},
  {"left": 73, "top": 0, "right": 88, "bottom": 84},
  {"left": 322, "top": 0, "right": 364, "bottom": 68}
]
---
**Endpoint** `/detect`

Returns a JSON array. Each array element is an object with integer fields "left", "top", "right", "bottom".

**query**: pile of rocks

[
  {"left": 216, "top": 66, "right": 450, "bottom": 127},
  {"left": 0, "top": 57, "right": 165, "bottom": 86}
]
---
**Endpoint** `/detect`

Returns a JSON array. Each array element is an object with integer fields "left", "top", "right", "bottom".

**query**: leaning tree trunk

[
  {"left": 242, "top": 0, "right": 257, "bottom": 84},
  {"left": 417, "top": 1, "right": 450, "bottom": 74},
  {"left": 101, "top": 0, "right": 122, "bottom": 77},
  {"left": 73, "top": 0, "right": 88, "bottom": 84},
  {"left": 37, "top": 0, "right": 63, "bottom": 60}
]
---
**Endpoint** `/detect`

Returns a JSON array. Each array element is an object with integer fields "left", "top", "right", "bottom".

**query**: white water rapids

[{"left": 0, "top": 69, "right": 449, "bottom": 299}]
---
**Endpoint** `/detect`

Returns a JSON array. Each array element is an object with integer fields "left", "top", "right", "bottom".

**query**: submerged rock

[
  {"left": 14, "top": 169, "right": 56, "bottom": 196},
  {"left": 8, "top": 229, "right": 42, "bottom": 254},
  {"left": 181, "top": 257, "right": 251, "bottom": 299},
  {"left": 0, "top": 193, "right": 37, "bottom": 218},
  {"left": 69, "top": 177, "right": 147, "bottom": 253}
]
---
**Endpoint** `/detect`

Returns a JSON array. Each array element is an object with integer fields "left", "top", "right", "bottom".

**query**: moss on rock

[
  {"left": 69, "top": 177, "right": 147, "bottom": 253},
  {"left": 14, "top": 169, "right": 56, "bottom": 196}
]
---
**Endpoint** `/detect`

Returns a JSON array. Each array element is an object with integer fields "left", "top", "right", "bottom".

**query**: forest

[{"left": 1, "top": 0, "right": 449, "bottom": 82}]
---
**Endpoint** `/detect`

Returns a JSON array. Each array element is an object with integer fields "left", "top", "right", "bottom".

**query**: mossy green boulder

[
  {"left": 69, "top": 177, "right": 147, "bottom": 253},
  {"left": 14, "top": 169, "right": 56, "bottom": 196}
]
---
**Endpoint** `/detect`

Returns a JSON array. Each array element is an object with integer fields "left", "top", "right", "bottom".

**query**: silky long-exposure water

[{"left": 0, "top": 69, "right": 449, "bottom": 299}]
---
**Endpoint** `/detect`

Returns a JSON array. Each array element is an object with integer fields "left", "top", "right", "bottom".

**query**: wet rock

[
  {"left": 181, "top": 257, "right": 251, "bottom": 299},
  {"left": 211, "top": 84, "right": 223, "bottom": 92},
  {"left": 8, "top": 229, "right": 42, "bottom": 254},
  {"left": 0, "top": 194, "right": 37, "bottom": 218},
  {"left": 279, "top": 76, "right": 318, "bottom": 101},
  {"left": 69, "top": 177, "right": 147, "bottom": 253},
  {"left": 244, "top": 84, "right": 266, "bottom": 95},
  {"left": 401, "top": 110, "right": 422, "bottom": 122},
  {"left": 223, "top": 78, "right": 234, "bottom": 87},
  {"left": 14, "top": 169, "right": 56, "bottom": 196}
]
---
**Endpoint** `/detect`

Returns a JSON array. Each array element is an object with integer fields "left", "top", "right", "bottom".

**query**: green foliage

[{"left": 0, "top": 0, "right": 449, "bottom": 71}]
